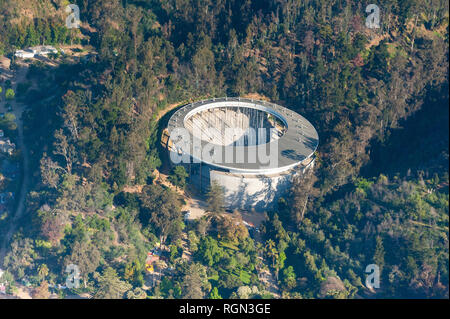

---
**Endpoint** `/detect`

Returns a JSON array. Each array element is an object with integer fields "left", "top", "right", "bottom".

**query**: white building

[
  {"left": 167, "top": 97, "right": 319, "bottom": 210},
  {"left": 14, "top": 49, "right": 35, "bottom": 58},
  {"left": 30, "top": 45, "right": 58, "bottom": 56},
  {"left": 15, "top": 45, "right": 58, "bottom": 59}
]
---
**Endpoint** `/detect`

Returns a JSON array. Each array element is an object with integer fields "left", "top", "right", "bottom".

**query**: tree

[
  {"left": 3, "top": 238, "right": 36, "bottom": 278},
  {"left": 264, "top": 239, "right": 278, "bottom": 269},
  {"left": 61, "top": 90, "right": 80, "bottom": 141},
  {"left": 209, "top": 286, "right": 222, "bottom": 299},
  {"left": 37, "top": 264, "right": 49, "bottom": 283},
  {"left": 196, "top": 236, "right": 224, "bottom": 267},
  {"left": 319, "top": 276, "right": 348, "bottom": 299},
  {"left": 124, "top": 259, "right": 144, "bottom": 287},
  {"left": 217, "top": 215, "right": 248, "bottom": 242},
  {"left": 126, "top": 287, "right": 147, "bottom": 299},
  {"left": 281, "top": 266, "right": 296, "bottom": 291},
  {"left": 373, "top": 236, "right": 385, "bottom": 274},
  {"left": 40, "top": 154, "right": 64, "bottom": 188},
  {"left": 65, "top": 241, "right": 101, "bottom": 288},
  {"left": 37, "top": 208, "right": 65, "bottom": 244},
  {"left": 191, "top": 35, "right": 218, "bottom": 95},
  {"left": 237, "top": 285, "right": 252, "bottom": 299},
  {"left": 181, "top": 263, "right": 211, "bottom": 299},
  {"left": 288, "top": 172, "right": 319, "bottom": 225},
  {"left": 54, "top": 129, "right": 76, "bottom": 174},
  {"left": 5, "top": 88, "right": 15, "bottom": 100},
  {"left": 139, "top": 185, "right": 182, "bottom": 247},
  {"left": 94, "top": 267, "right": 132, "bottom": 299},
  {"left": 206, "top": 181, "right": 225, "bottom": 216},
  {"left": 168, "top": 166, "right": 188, "bottom": 190},
  {"left": 32, "top": 280, "right": 50, "bottom": 299}
]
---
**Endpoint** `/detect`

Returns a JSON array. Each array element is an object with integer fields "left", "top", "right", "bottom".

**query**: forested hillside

[{"left": 0, "top": 0, "right": 448, "bottom": 299}]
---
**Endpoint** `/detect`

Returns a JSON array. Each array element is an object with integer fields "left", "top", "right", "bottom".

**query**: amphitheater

[{"left": 166, "top": 97, "right": 319, "bottom": 210}]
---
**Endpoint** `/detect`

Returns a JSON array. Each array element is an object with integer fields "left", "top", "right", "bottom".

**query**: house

[
  {"left": 145, "top": 251, "right": 160, "bottom": 273},
  {"left": 30, "top": 45, "right": 58, "bottom": 56},
  {"left": 15, "top": 45, "right": 58, "bottom": 59},
  {"left": 14, "top": 49, "right": 35, "bottom": 58}
]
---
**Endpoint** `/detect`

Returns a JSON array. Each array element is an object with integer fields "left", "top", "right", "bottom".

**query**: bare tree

[
  {"left": 53, "top": 129, "right": 75, "bottom": 174},
  {"left": 40, "top": 153, "right": 66, "bottom": 188},
  {"left": 289, "top": 171, "right": 319, "bottom": 225}
]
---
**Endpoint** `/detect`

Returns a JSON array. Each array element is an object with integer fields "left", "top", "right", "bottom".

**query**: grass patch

[
  {"left": 239, "top": 270, "right": 251, "bottom": 284},
  {"left": 219, "top": 241, "right": 239, "bottom": 251}
]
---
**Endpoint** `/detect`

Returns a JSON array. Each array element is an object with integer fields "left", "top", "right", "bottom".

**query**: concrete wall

[
  {"left": 209, "top": 169, "right": 295, "bottom": 211},
  {"left": 169, "top": 148, "right": 316, "bottom": 211}
]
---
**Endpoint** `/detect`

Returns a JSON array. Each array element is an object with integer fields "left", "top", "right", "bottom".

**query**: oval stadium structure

[{"left": 166, "top": 97, "right": 319, "bottom": 210}]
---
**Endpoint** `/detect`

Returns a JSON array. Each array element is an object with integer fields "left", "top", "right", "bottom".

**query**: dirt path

[
  {"left": 154, "top": 101, "right": 185, "bottom": 122},
  {"left": 0, "top": 63, "right": 30, "bottom": 264}
]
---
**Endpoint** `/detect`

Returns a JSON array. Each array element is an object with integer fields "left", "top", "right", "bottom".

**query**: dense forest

[{"left": 0, "top": 0, "right": 448, "bottom": 299}]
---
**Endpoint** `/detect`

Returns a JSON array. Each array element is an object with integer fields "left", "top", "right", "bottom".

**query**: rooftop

[{"left": 167, "top": 97, "right": 319, "bottom": 174}]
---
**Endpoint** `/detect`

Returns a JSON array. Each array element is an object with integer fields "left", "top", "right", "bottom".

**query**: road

[{"left": 0, "top": 62, "right": 30, "bottom": 264}]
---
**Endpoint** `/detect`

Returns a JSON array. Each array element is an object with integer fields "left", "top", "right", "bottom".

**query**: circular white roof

[{"left": 167, "top": 97, "right": 319, "bottom": 174}]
